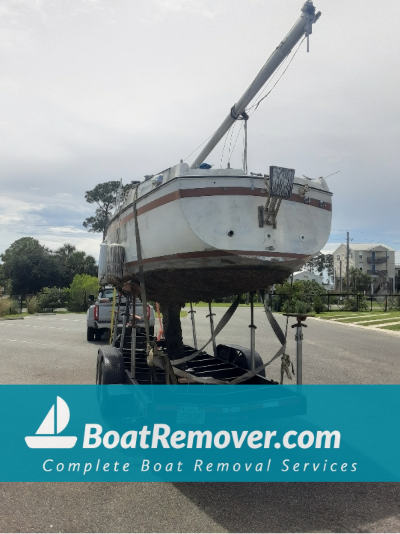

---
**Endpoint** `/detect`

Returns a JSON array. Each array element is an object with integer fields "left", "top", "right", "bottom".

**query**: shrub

[
  {"left": 343, "top": 297, "right": 358, "bottom": 311},
  {"left": 26, "top": 296, "right": 37, "bottom": 314},
  {"left": 282, "top": 298, "right": 299, "bottom": 314},
  {"left": 37, "top": 287, "right": 67, "bottom": 312},
  {"left": 313, "top": 296, "right": 325, "bottom": 314},
  {"left": 0, "top": 297, "right": 18, "bottom": 316},
  {"left": 68, "top": 274, "right": 99, "bottom": 312},
  {"left": 296, "top": 300, "right": 312, "bottom": 314}
]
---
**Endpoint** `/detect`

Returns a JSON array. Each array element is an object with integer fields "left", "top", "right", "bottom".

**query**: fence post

[
  {"left": 328, "top": 293, "right": 330, "bottom": 312},
  {"left": 385, "top": 295, "right": 388, "bottom": 313},
  {"left": 356, "top": 294, "right": 359, "bottom": 312}
]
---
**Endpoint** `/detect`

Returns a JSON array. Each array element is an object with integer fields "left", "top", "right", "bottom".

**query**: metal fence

[{"left": 267, "top": 293, "right": 400, "bottom": 313}]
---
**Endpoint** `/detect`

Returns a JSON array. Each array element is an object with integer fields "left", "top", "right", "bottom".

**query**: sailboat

[
  {"left": 25, "top": 396, "right": 77, "bottom": 449},
  {"left": 98, "top": 1, "right": 331, "bottom": 304}
]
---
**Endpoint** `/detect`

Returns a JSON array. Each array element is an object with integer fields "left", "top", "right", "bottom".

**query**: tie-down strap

[
  {"left": 155, "top": 298, "right": 288, "bottom": 385},
  {"left": 170, "top": 295, "right": 242, "bottom": 366},
  {"left": 172, "top": 344, "right": 285, "bottom": 385}
]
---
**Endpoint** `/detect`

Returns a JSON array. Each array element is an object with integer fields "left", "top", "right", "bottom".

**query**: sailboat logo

[{"left": 25, "top": 396, "right": 77, "bottom": 449}]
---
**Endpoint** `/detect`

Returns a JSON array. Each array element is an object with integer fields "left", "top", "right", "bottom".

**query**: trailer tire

[
  {"left": 87, "top": 327, "right": 95, "bottom": 341},
  {"left": 96, "top": 347, "right": 126, "bottom": 414},
  {"left": 217, "top": 344, "right": 266, "bottom": 377},
  {"left": 96, "top": 347, "right": 125, "bottom": 385}
]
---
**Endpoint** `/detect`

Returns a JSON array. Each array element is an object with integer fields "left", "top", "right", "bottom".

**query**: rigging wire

[
  {"left": 227, "top": 122, "right": 244, "bottom": 164},
  {"left": 227, "top": 121, "right": 237, "bottom": 162},
  {"left": 324, "top": 170, "right": 341, "bottom": 179},
  {"left": 238, "top": 16, "right": 300, "bottom": 109},
  {"left": 220, "top": 127, "right": 232, "bottom": 168},
  {"left": 246, "top": 36, "right": 306, "bottom": 116},
  {"left": 184, "top": 32, "right": 305, "bottom": 165},
  {"left": 183, "top": 126, "right": 220, "bottom": 162}
]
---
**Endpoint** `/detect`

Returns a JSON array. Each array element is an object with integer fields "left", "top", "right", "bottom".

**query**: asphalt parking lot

[{"left": 0, "top": 310, "right": 399, "bottom": 532}]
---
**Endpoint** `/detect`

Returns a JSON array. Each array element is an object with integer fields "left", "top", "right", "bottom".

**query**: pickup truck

[{"left": 86, "top": 287, "right": 155, "bottom": 341}]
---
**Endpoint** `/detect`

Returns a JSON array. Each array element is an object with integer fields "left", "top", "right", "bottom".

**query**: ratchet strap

[{"left": 133, "top": 200, "right": 151, "bottom": 354}]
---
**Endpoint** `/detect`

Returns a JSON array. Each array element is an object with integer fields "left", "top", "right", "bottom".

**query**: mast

[{"left": 190, "top": 1, "right": 321, "bottom": 170}]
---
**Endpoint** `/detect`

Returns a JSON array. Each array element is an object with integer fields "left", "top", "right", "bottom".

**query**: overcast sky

[{"left": 1, "top": 0, "right": 399, "bottom": 263}]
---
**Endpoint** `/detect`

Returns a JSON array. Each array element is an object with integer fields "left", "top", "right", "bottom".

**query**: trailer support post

[
  {"left": 295, "top": 322, "right": 303, "bottom": 385},
  {"left": 112, "top": 293, "right": 121, "bottom": 347},
  {"left": 120, "top": 294, "right": 129, "bottom": 352},
  {"left": 130, "top": 297, "right": 136, "bottom": 379},
  {"left": 249, "top": 293, "right": 257, "bottom": 371},
  {"left": 207, "top": 302, "right": 217, "bottom": 357},
  {"left": 189, "top": 303, "right": 198, "bottom": 350}
]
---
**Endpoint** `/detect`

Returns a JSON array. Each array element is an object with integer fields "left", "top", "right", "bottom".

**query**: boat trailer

[{"left": 95, "top": 291, "right": 313, "bottom": 388}]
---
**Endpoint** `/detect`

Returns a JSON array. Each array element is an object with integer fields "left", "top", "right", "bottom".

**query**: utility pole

[{"left": 346, "top": 231, "right": 350, "bottom": 294}]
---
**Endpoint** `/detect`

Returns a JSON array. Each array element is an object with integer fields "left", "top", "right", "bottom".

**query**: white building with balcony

[{"left": 333, "top": 243, "right": 395, "bottom": 294}]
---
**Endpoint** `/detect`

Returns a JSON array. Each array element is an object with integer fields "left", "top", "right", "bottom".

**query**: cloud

[{"left": 152, "top": 0, "right": 221, "bottom": 18}]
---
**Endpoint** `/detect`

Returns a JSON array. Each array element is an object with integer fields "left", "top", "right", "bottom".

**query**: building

[
  {"left": 292, "top": 271, "right": 324, "bottom": 285},
  {"left": 333, "top": 243, "right": 395, "bottom": 294}
]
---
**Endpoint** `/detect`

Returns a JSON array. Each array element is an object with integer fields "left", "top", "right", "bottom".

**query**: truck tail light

[
  {"left": 94, "top": 305, "right": 99, "bottom": 321},
  {"left": 147, "top": 304, "right": 150, "bottom": 319}
]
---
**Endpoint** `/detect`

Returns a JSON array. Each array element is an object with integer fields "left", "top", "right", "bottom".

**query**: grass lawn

[
  {"left": 379, "top": 323, "right": 400, "bottom": 331},
  {"left": 184, "top": 302, "right": 264, "bottom": 308},
  {"left": 155, "top": 311, "right": 188, "bottom": 318},
  {"left": 319, "top": 311, "right": 400, "bottom": 320},
  {"left": 0, "top": 312, "right": 29, "bottom": 319},
  {"left": 317, "top": 310, "right": 400, "bottom": 328}
]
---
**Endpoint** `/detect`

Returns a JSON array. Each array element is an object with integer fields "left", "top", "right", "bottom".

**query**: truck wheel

[
  {"left": 94, "top": 330, "right": 102, "bottom": 341},
  {"left": 149, "top": 326, "right": 154, "bottom": 337},
  {"left": 87, "top": 327, "right": 95, "bottom": 341}
]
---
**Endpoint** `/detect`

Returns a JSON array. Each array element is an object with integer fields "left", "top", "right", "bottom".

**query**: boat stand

[
  {"left": 188, "top": 303, "right": 198, "bottom": 350},
  {"left": 130, "top": 297, "right": 137, "bottom": 379},
  {"left": 287, "top": 313, "right": 314, "bottom": 385},
  {"left": 249, "top": 293, "right": 257, "bottom": 371},
  {"left": 120, "top": 294, "right": 129, "bottom": 353},
  {"left": 111, "top": 293, "right": 121, "bottom": 347},
  {"left": 206, "top": 302, "right": 217, "bottom": 357}
]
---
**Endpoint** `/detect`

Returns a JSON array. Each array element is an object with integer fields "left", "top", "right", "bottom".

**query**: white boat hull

[{"left": 103, "top": 172, "right": 332, "bottom": 301}]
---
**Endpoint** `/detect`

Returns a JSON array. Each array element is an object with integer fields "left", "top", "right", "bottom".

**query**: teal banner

[{"left": 0, "top": 385, "right": 398, "bottom": 482}]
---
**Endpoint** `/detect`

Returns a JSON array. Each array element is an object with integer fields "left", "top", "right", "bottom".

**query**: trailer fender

[{"left": 216, "top": 344, "right": 266, "bottom": 377}]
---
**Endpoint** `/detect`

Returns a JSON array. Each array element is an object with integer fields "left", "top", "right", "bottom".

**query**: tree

[
  {"left": 83, "top": 181, "right": 133, "bottom": 240},
  {"left": 347, "top": 267, "right": 373, "bottom": 293},
  {"left": 68, "top": 274, "right": 99, "bottom": 312},
  {"left": 0, "top": 238, "right": 61, "bottom": 296},
  {"left": 0, "top": 263, "right": 11, "bottom": 295},
  {"left": 37, "top": 287, "right": 68, "bottom": 312},
  {"left": 303, "top": 252, "right": 334, "bottom": 283},
  {"left": 54, "top": 244, "right": 97, "bottom": 286}
]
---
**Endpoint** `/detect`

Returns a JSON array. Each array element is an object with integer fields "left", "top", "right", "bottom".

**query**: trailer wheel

[
  {"left": 96, "top": 346, "right": 125, "bottom": 385},
  {"left": 217, "top": 344, "right": 266, "bottom": 377},
  {"left": 96, "top": 347, "right": 126, "bottom": 414},
  {"left": 87, "top": 327, "right": 95, "bottom": 341}
]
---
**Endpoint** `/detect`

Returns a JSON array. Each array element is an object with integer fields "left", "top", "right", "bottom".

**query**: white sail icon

[{"left": 25, "top": 397, "right": 77, "bottom": 449}]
